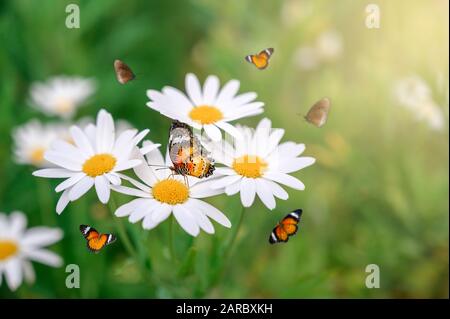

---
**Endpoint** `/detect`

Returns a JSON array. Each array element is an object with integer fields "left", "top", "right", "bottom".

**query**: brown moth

[
  {"left": 304, "top": 97, "right": 331, "bottom": 128},
  {"left": 114, "top": 59, "right": 136, "bottom": 84}
]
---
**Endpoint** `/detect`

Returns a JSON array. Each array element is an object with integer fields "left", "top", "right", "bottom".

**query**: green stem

[{"left": 108, "top": 195, "right": 138, "bottom": 258}]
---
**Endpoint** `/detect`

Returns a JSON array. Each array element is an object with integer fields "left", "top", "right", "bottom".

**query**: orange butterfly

[
  {"left": 80, "top": 225, "right": 116, "bottom": 253},
  {"left": 245, "top": 48, "right": 274, "bottom": 70},
  {"left": 269, "top": 209, "right": 302, "bottom": 244},
  {"left": 168, "top": 120, "right": 215, "bottom": 179}
]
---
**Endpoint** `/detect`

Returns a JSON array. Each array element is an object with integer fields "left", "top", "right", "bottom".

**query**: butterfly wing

[
  {"left": 269, "top": 209, "right": 303, "bottom": 244},
  {"left": 114, "top": 59, "right": 135, "bottom": 84},
  {"left": 245, "top": 48, "right": 274, "bottom": 70},
  {"left": 305, "top": 98, "right": 331, "bottom": 127},
  {"left": 80, "top": 225, "right": 99, "bottom": 241},
  {"left": 87, "top": 233, "right": 116, "bottom": 254}
]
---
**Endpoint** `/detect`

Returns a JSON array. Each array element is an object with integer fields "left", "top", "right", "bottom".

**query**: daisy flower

[
  {"left": 112, "top": 141, "right": 231, "bottom": 237},
  {"left": 206, "top": 118, "right": 315, "bottom": 210},
  {"left": 29, "top": 76, "right": 96, "bottom": 119},
  {"left": 32, "top": 109, "right": 152, "bottom": 214},
  {"left": 12, "top": 120, "right": 68, "bottom": 168},
  {"left": 0, "top": 211, "right": 63, "bottom": 291},
  {"left": 146, "top": 73, "right": 264, "bottom": 141}
]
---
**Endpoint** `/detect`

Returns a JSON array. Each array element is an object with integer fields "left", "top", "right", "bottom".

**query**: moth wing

[
  {"left": 305, "top": 98, "right": 331, "bottom": 127},
  {"left": 114, "top": 60, "right": 135, "bottom": 84}
]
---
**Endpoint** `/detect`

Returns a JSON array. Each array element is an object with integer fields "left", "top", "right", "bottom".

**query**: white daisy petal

[
  {"left": 114, "top": 159, "right": 142, "bottom": 172},
  {"left": 240, "top": 177, "right": 256, "bottom": 207},
  {"left": 105, "top": 172, "right": 121, "bottom": 186},
  {"left": 215, "top": 167, "right": 237, "bottom": 176},
  {"left": 215, "top": 79, "right": 240, "bottom": 105},
  {"left": 69, "top": 126, "right": 94, "bottom": 157},
  {"left": 111, "top": 185, "right": 151, "bottom": 198},
  {"left": 215, "top": 121, "right": 243, "bottom": 140},
  {"left": 55, "top": 172, "right": 86, "bottom": 193},
  {"left": 204, "top": 124, "right": 222, "bottom": 142},
  {"left": 56, "top": 189, "right": 71, "bottom": 214},
  {"left": 22, "top": 227, "right": 63, "bottom": 247},
  {"left": 22, "top": 260, "right": 35, "bottom": 284},
  {"left": 190, "top": 180, "right": 226, "bottom": 198},
  {"left": 4, "top": 258, "right": 22, "bottom": 291},
  {"left": 264, "top": 172, "right": 305, "bottom": 190},
  {"left": 173, "top": 204, "right": 200, "bottom": 237},
  {"left": 33, "top": 168, "right": 75, "bottom": 178},
  {"left": 278, "top": 157, "right": 316, "bottom": 173},
  {"left": 44, "top": 151, "right": 82, "bottom": 171},
  {"left": 263, "top": 179, "right": 289, "bottom": 200},
  {"left": 186, "top": 73, "right": 203, "bottom": 105},
  {"left": 189, "top": 198, "right": 231, "bottom": 228},
  {"left": 23, "top": 248, "right": 63, "bottom": 267},
  {"left": 202, "top": 75, "right": 220, "bottom": 105},
  {"left": 96, "top": 109, "right": 115, "bottom": 153},
  {"left": 115, "top": 198, "right": 148, "bottom": 217},
  {"left": 225, "top": 181, "right": 241, "bottom": 196},
  {"left": 8, "top": 211, "right": 27, "bottom": 237},
  {"left": 68, "top": 176, "right": 94, "bottom": 201},
  {"left": 255, "top": 179, "right": 276, "bottom": 210},
  {"left": 152, "top": 203, "right": 172, "bottom": 224},
  {"left": 185, "top": 200, "right": 215, "bottom": 234},
  {"left": 95, "top": 175, "right": 110, "bottom": 203},
  {"left": 130, "top": 200, "right": 158, "bottom": 223},
  {"left": 210, "top": 175, "right": 242, "bottom": 189}
]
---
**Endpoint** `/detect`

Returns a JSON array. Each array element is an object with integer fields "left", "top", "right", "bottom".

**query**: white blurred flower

[
  {"left": 33, "top": 109, "right": 152, "bottom": 214},
  {"left": 294, "top": 29, "right": 343, "bottom": 70},
  {"left": 30, "top": 76, "right": 96, "bottom": 119},
  {"left": 147, "top": 73, "right": 264, "bottom": 141},
  {"left": 0, "top": 211, "right": 63, "bottom": 291},
  {"left": 12, "top": 120, "right": 68, "bottom": 168},
  {"left": 394, "top": 76, "right": 446, "bottom": 131},
  {"left": 206, "top": 118, "right": 315, "bottom": 210},
  {"left": 113, "top": 141, "right": 231, "bottom": 237}
]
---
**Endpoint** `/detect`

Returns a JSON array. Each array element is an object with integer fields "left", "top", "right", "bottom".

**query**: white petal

[
  {"left": 140, "top": 143, "right": 161, "bottom": 156},
  {"left": 111, "top": 185, "right": 151, "bottom": 198},
  {"left": 185, "top": 73, "right": 203, "bottom": 105},
  {"left": 22, "top": 227, "right": 63, "bottom": 247},
  {"left": 240, "top": 177, "right": 256, "bottom": 207},
  {"left": 261, "top": 129, "right": 285, "bottom": 157},
  {"left": 22, "top": 260, "right": 35, "bottom": 284},
  {"left": 215, "top": 79, "right": 240, "bottom": 105},
  {"left": 4, "top": 258, "right": 22, "bottom": 291},
  {"left": 215, "top": 167, "right": 237, "bottom": 176},
  {"left": 189, "top": 198, "right": 231, "bottom": 228},
  {"left": 173, "top": 204, "right": 200, "bottom": 237},
  {"left": 96, "top": 109, "right": 115, "bottom": 153},
  {"left": 9, "top": 211, "right": 27, "bottom": 237},
  {"left": 204, "top": 124, "right": 222, "bottom": 142},
  {"left": 231, "top": 92, "right": 257, "bottom": 107},
  {"left": 44, "top": 151, "right": 82, "bottom": 171},
  {"left": 95, "top": 175, "right": 110, "bottom": 203},
  {"left": 263, "top": 172, "right": 305, "bottom": 190},
  {"left": 225, "top": 181, "right": 241, "bottom": 196},
  {"left": 263, "top": 179, "right": 289, "bottom": 200},
  {"left": 68, "top": 176, "right": 94, "bottom": 201},
  {"left": 114, "top": 159, "right": 142, "bottom": 172},
  {"left": 55, "top": 172, "right": 86, "bottom": 192},
  {"left": 162, "top": 86, "right": 193, "bottom": 112},
  {"left": 23, "top": 249, "right": 63, "bottom": 267},
  {"left": 277, "top": 142, "right": 305, "bottom": 157},
  {"left": 202, "top": 75, "right": 220, "bottom": 105},
  {"left": 33, "top": 168, "right": 75, "bottom": 178},
  {"left": 210, "top": 175, "right": 242, "bottom": 189},
  {"left": 255, "top": 179, "right": 276, "bottom": 210},
  {"left": 190, "top": 180, "right": 226, "bottom": 198},
  {"left": 152, "top": 203, "right": 172, "bottom": 224},
  {"left": 278, "top": 157, "right": 316, "bottom": 173},
  {"left": 70, "top": 126, "right": 94, "bottom": 157},
  {"left": 113, "top": 129, "right": 138, "bottom": 156},
  {"left": 129, "top": 200, "right": 158, "bottom": 223},
  {"left": 115, "top": 198, "right": 148, "bottom": 217},
  {"left": 56, "top": 189, "right": 71, "bottom": 214},
  {"left": 105, "top": 173, "right": 121, "bottom": 186},
  {"left": 115, "top": 173, "right": 151, "bottom": 193},
  {"left": 215, "top": 121, "right": 243, "bottom": 140}
]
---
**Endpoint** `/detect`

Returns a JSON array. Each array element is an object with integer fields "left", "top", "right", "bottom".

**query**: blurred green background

[{"left": 0, "top": 0, "right": 448, "bottom": 298}]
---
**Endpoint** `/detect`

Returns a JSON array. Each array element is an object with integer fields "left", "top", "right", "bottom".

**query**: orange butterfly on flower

[
  {"left": 245, "top": 48, "right": 274, "bottom": 70},
  {"left": 80, "top": 225, "right": 116, "bottom": 253},
  {"left": 168, "top": 120, "right": 215, "bottom": 180},
  {"left": 269, "top": 209, "right": 302, "bottom": 244}
]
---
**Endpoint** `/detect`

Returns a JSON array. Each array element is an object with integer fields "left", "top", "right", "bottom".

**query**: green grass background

[{"left": 0, "top": 0, "right": 448, "bottom": 298}]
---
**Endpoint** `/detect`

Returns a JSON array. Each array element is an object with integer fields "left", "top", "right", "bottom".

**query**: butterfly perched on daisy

[
  {"left": 168, "top": 120, "right": 215, "bottom": 180},
  {"left": 269, "top": 209, "right": 302, "bottom": 244},
  {"left": 114, "top": 59, "right": 136, "bottom": 84},
  {"left": 80, "top": 225, "right": 116, "bottom": 253},
  {"left": 245, "top": 48, "right": 274, "bottom": 70}
]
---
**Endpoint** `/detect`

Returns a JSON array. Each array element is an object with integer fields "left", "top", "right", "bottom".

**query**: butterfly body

[
  {"left": 245, "top": 48, "right": 274, "bottom": 70},
  {"left": 305, "top": 98, "right": 331, "bottom": 128},
  {"left": 269, "top": 209, "right": 302, "bottom": 244},
  {"left": 80, "top": 225, "right": 116, "bottom": 253},
  {"left": 168, "top": 121, "right": 215, "bottom": 179},
  {"left": 114, "top": 59, "right": 136, "bottom": 84}
]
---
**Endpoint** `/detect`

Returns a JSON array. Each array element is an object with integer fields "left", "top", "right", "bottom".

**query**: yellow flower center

[
  {"left": 55, "top": 97, "right": 74, "bottom": 114},
  {"left": 30, "top": 147, "right": 46, "bottom": 165},
  {"left": 0, "top": 240, "right": 18, "bottom": 261},
  {"left": 232, "top": 155, "right": 268, "bottom": 178},
  {"left": 82, "top": 154, "right": 116, "bottom": 177},
  {"left": 152, "top": 179, "right": 189, "bottom": 205},
  {"left": 189, "top": 105, "right": 223, "bottom": 124}
]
